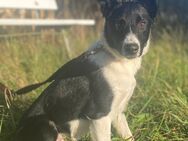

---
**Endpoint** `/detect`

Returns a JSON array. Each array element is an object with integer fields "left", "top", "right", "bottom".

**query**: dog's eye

[
  {"left": 116, "top": 19, "right": 126, "bottom": 29},
  {"left": 137, "top": 19, "right": 147, "bottom": 30}
]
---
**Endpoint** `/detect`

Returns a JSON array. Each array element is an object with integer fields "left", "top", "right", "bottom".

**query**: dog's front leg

[
  {"left": 112, "top": 113, "right": 134, "bottom": 141},
  {"left": 90, "top": 116, "right": 111, "bottom": 141}
]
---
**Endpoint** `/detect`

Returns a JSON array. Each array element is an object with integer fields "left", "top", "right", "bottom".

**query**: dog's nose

[{"left": 124, "top": 44, "right": 139, "bottom": 54}]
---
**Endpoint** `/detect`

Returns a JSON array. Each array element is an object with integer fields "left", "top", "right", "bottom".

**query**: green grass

[
  {"left": 128, "top": 31, "right": 188, "bottom": 141},
  {"left": 0, "top": 29, "right": 188, "bottom": 141}
]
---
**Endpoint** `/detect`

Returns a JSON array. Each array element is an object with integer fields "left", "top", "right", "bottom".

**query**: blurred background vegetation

[
  {"left": 59, "top": 0, "right": 188, "bottom": 27},
  {"left": 0, "top": 0, "right": 188, "bottom": 33},
  {"left": 1, "top": 0, "right": 188, "bottom": 23},
  {"left": 0, "top": 0, "right": 188, "bottom": 141}
]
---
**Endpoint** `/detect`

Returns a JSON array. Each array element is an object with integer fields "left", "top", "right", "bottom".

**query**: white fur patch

[
  {"left": 101, "top": 58, "right": 139, "bottom": 117},
  {"left": 124, "top": 33, "right": 140, "bottom": 46},
  {"left": 142, "top": 37, "right": 151, "bottom": 56},
  {"left": 112, "top": 114, "right": 133, "bottom": 140},
  {"left": 68, "top": 119, "right": 90, "bottom": 140},
  {"left": 90, "top": 116, "right": 111, "bottom": 141},
  {"left": 88, "top": 39, "right": 142, "bottom": 140}
]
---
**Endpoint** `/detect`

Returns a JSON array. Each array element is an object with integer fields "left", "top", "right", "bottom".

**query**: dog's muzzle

[{"left": 122, "top": 43, "right": 139, "bottom": 59}]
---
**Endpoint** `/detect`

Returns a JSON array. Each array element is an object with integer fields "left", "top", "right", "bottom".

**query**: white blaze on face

[{"left": 124, "top": 33, "right": 140, "bottom": 46}]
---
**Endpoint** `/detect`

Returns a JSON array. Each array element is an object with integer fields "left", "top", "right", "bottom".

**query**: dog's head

[{"left": 99, "top": 0, "right": 157, "bottom": 59}]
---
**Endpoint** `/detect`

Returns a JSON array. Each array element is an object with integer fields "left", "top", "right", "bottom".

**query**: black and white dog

[{"left": 15, "top": 0, "right": 157, "bottom": 141}]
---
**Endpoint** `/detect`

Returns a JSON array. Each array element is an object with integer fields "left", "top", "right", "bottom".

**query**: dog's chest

[{"left": 101, "top": 60, "right": 138, "bottom": 118}]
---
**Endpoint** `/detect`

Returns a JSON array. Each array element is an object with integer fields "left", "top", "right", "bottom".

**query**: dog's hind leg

[
  {"left": 112, "top": 113, "right": 134, "bottom": 141},
  {"left": 68, "top": 119, "right": 90, "bottom": 141},
  {"left": 90, "top": 116, "right": 111, "bottom": 141},
  {"left": 15, "top": 115, "right": 64, "bottom": 141}
]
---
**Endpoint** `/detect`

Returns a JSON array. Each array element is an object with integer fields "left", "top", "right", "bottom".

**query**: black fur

[{"left": 99, "top": 0, "right": 157, "bottom": 19}]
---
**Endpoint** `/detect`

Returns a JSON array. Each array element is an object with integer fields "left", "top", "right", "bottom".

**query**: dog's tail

[
  {"left": 0, "top": 73, "right": 54, "bottom": 96},
  {"left": 0, "top": 79, "right": 51, "bottom": 97},
  {"left": 1, "top": 64, "right": 65, "bottom": 96},
  {"left": 14, "top": 81, "right": 48, "bottom": 95},
  {"left": 1, "top": 46, "right": 106, "bottom": 96}
]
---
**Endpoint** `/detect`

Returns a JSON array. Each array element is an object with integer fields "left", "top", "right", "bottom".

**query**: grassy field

[{"left": 0, "top": 28, "right": 188, "bottom": 141}]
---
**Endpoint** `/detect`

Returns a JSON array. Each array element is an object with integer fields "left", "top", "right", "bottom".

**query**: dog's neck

[{"left": 89, "top": 36, "right": 142, "bottom": 76}]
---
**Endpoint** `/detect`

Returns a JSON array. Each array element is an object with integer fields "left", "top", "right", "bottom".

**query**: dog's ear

[
  {"left": 138, "top": 0, "right": 157, "bottom": 19},
  {"left": 98, "top": 0, "right": 119, "bottom": 17}
]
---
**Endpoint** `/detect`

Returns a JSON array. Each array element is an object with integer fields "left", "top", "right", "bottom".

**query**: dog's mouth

[{"left": 121, "top": 43, "right": 140, "bottom": 59}]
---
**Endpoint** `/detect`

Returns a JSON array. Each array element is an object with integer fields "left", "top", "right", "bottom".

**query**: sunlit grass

[
  {"left": 127, "top": 31, "right": 188, "bottom": 141},
  {"left": 0, "top": 29, "right": 187, "bottom": 141}
]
